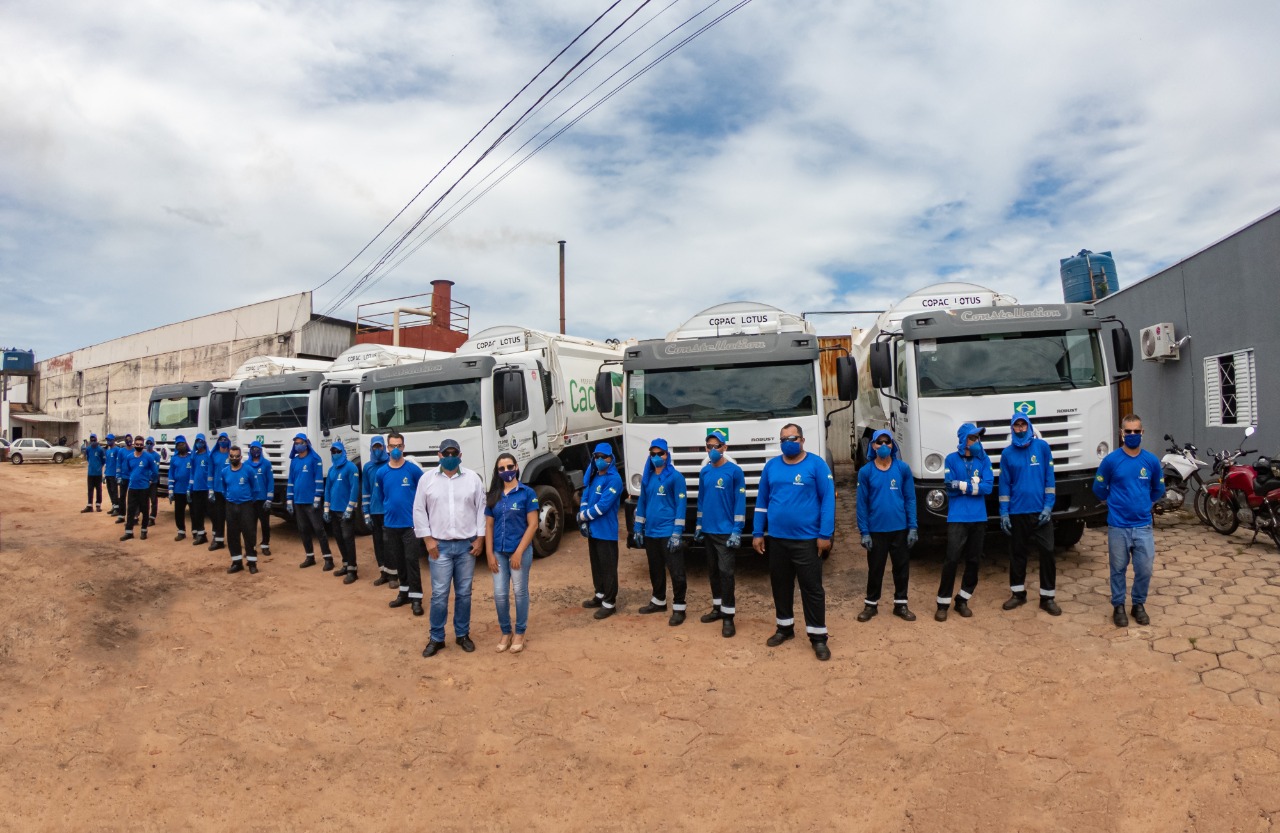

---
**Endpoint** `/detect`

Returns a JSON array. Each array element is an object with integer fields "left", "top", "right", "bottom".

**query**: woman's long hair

[{"left": 486, "top": 453, "right": 519, "bottom": 509}]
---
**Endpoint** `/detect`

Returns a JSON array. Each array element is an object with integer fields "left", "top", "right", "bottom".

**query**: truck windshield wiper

[{"left": 941, "top": 386, "right": 999, "bottom": 396}]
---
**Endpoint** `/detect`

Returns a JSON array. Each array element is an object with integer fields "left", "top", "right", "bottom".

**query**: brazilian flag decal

[{"left": 1013, "top": 401, "right": 1036, "bottom": 417}]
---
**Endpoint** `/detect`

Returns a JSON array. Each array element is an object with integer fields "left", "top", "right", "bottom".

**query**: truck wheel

[
  {"left": 52, "top": 453, "right": 66, "bottom": 464},
  {"left": 1053, "top": 520, "right": 1085, "bottom": 551},
  {"left": 532, "top": 485, "right": 563, "bottom": 558}
]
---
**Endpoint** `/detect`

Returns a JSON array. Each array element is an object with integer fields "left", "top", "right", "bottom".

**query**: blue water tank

[
  {"left": 1059, "top": 249, "right": 1119, "bottom": 303},
  {"left": 2, "top": 350, "right": 35, "bottom": 375}
]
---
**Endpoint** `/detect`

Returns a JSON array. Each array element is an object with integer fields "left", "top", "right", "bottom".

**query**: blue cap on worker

[{"left": 707, "top": 428, "right": 729, "bottom": 445}]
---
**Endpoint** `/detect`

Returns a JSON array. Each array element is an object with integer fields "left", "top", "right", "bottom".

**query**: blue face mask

[
  {"left": 440, "top": 455, "right": 461, "bottom": 471},
  {"left": 372, "top": 447, "right": 388, "bottom": 464},
  {"left": 968, "top": 441, "right": 982, "bottom": 454},
  {"left": 1123, "top": 433, "right": 1142, "bottom": 449},
  {"left": 875, "top": 443, "right": 892, "bottom": 459},
  {"left": 1012, "top": 429, "right": 1027, "bottom": 440},
  {"left": 650, "top": 454, "right": 665, "bottom": 467},
  {"left": 707, "top": 448, "right": 723, "bottom": 463},
  {"left": 781, "top": 440, "right": 802, "bottom": 457},
  {"left": 389, "top": 447, "right": 403, "bottom": 460},
  {"left": 499, "top": 469, "right": 518, "bottom": 482},
  {"left": 594, "top": 457, "right": 609, "bottom": 471}
]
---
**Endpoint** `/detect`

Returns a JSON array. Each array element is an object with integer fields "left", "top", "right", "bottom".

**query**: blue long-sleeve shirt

[
  {"left": 580, "top": 467, "right": 623, "bottom": 541},
  {"left": 121, "top": 451, "right": 159, "bottom": 491},
  {"left": 287, "top": 448, "right": 325, "bottom": 505},
  {"left": 999, "top": 438, "right": 1056, "bottom": 516},
  {"left": 110, "top": 446, "right": 130, "bottom": 478},
  {"left": 324, "top": 457, "right": 361, "bottom": 514},
  {"left": 103, "top": 445, "right": 118, "bottom": 478},
  {"left": 85, "top": 444, "right": 106, "bottom": 476},
  {"left": 190, "top": 450, "right": 211, "bottom": 492},
  {"left": 377, "top": 461, "right": 424, "bottom": 529},
  {"left": 752, "top": 453, "right": 836, "bottom": 540},
  {"left": 218, "top": 464, "right": 256, "bottom": 503},
  {"left": 944, "top": 451, "right": 993, "bottom": 523},
  {"left": 168, "top": 453, "right": 194, "bottom": 497},
  {"left": 1092, "top": 448, "right": 1165, "bottom": 528},
  {"left": 696, "top": 460, "right": 746, "bottom": 536},
  {"left": 635, "top": 464, "right": 687, "bottom": 538},
  {"left": 362, "top": 459, "right": 387, "bottom": 514},
  {"left": 246, "top": 456, "right": 274, "bottom": 501},
  {"left": 856, "top": 459, "right": 917, "bottom": 535}
]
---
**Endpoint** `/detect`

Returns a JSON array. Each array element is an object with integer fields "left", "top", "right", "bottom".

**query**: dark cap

[{"left": 439, "top": 438, "right": 461, "bottom": 453}]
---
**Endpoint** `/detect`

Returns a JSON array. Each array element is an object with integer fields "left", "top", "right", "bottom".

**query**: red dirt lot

[{"left": 2, "top": 463, "right": 1279, "bottom": 832}]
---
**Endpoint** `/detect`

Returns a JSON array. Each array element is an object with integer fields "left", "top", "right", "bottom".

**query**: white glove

[{"left": 951, "top": 480, "right": 967, "bottom": 494}]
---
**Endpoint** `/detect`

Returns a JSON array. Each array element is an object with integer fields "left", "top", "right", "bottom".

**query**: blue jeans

[
  {"left": 492, "top": 545, "right": 533, "bottom": 635},
  {"left": 1107, "top": 525, "right": 1155, "bottom": 606},
  {"left": 428, "top": 538, "right": 476, "bottom": 642}
]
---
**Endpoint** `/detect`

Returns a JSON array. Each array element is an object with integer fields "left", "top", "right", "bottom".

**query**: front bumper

[{"left": 914, "top": 470, "right": 1107, "bottom": 531}]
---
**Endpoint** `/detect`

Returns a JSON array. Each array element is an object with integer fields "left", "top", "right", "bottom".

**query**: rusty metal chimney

[{"left": 431, "top": 280, "right": 454, "bottom": 331}]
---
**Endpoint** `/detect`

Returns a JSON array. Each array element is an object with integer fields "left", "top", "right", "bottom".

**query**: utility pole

[{"left": 558, "top": 240, "right": 566, "bottom": 335}]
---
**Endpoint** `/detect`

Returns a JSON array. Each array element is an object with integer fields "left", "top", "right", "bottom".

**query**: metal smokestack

[{"left": 558, "top": 240, "right": 566, "bottom": 335}]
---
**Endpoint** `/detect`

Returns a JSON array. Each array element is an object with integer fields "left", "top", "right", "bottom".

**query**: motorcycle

[
  {"left": 1203, "top": 426, "right": 1264, "bottom": 538},
  {"left": 1155, "top": 434, "right": 1208, "bottom": 519}
]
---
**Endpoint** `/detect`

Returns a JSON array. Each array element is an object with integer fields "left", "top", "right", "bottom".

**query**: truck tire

[
  {"left": 1053, "top": 520, "right": 1085, "bottom": 551},
  {"left": 532, "top": 485, "right": 564, "bottom": 558}
]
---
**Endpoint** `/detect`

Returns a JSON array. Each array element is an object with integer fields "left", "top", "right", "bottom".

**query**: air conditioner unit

[{"left": 1140, "top": 323, "right": 1179, "bottom": 361}]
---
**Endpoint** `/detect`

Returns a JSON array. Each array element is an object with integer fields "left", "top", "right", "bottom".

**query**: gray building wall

[{"left": 1097, "top": 206, "right": 1280, "bottom": 454}]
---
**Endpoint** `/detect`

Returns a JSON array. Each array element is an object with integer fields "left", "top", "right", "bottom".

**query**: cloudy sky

[{"left": 3, "top": 0, "right": 1279, "bottom": 358}]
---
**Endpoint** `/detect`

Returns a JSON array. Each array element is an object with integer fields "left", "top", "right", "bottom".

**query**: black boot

[
  {"left": 208, "top": 539, "right": 224, "bottom": 552},
  {"left": 388, "top": 592, "right": 410, "bottom": 609},
  {"left": 1113, "top": 605, "right": 1129, "bottom": 627},
  {"left": 812, "top": 640, "right": 831, "bottom": 661},
  {"left": 766, "top": 627, "right": 795, "bottom": 647},
  {"left": 1131, "top": 603, "right": 1149, "bottom": 626},
  {"left": 343, "top": 571, "right": 358, "bottom": 585},
  {"left": 857, "top": 604, "right": 878, "bottom": 622},
  {"left": 1040, "top": 597, "right": 1062, "bottom": 616},
  {"left": 334, "top": 564, "right": 350, "bottom": 577},
  {"left": 227, "top": 561, "right": 244, "bottom": 574},
  {"left": 893, "top": 604, "right": 917, "bottom": 622},
  {"left": 954, "top": 599, "right": 973, "bottom": 618},
  {"left": 119, "top": 532, "right": 134, "bottom": 541},
  {"left": 582, "top": 596, "right": 604, "bottom": 608},
  {"left": 721, "top": 616, "right": 735, "bottom": 638},
  {"left": 637, "top": 602, "right": 667, "bottom": 615},
  {"left": 593, "top": 606, "right": 616, "bottom": 620},
  {"left": 669, "top": 610, "right": 686, "bottom": 626},
  {"left": 699, "top": 606, "right": 723, "bottom": 623},
  {"left": 322, "top": 557, "right": 334, "bottom": 572},
  {"left": 1002, "top": 592, "right": 1028, "bottom": 610},
  {"left": 174, "top": 532, "right": 186, "bottom": 542},
  {"left": 248, "top": 562, "right": 258, "bottom": 575},
  {"left": 299, "top": 555, "right": 316, "bottom": 569},
  {"left": 374, "top": 573, "right": 393, "bottom": 587},
  {"left": 81, "top": 505, "right": 94, "bottom": 513},
  {"left": 260, "top": 544, "right": 271, "bottom": 557},
  {"left": 935, "top": 604, "right": 949, "bottom": 622},
  {"left": 140, "top": 530, "right": 147, "bottom": 540}
]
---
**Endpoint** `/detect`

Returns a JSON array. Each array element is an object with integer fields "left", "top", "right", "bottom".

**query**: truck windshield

[
  {"left": 238, "top": 392, "right": 309, "bottom": 430},
  {"left": 627, "top": 361, "right": 817, "bottom": 424},
  {"left": 149, "top": 397, "right": 199, "bottom": 430},
  {"left": 914, "top": 329, "right": 1105, "bottom": 397},
  {"left": 363, "top": 380, "right": 483, "bottom": 432}
]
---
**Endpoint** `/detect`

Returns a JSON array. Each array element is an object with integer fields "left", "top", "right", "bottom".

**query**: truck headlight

[
  {"left": 631, "top": 473, "right": 642, "bottom": 491},
  {"left": 1097, "top": 441, "right": 1109, "bottom": 458},
  {"left": 925, "top": 453, "right": 943, "bottom": 473},
  {"left": 926, "top": 489, "right": 946, "bottom": 512}
]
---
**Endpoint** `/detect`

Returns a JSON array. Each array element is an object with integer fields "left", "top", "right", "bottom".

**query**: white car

[{"left": 8, "top": 437, "right": 74, "bottom": 464}]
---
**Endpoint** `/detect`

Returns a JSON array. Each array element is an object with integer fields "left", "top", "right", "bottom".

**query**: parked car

[
  {"left": 0, "top": 438, "right": 9, "bottom": 462},
  {"left": 8, "top": 437, "right": 74, "bottom": 464}
]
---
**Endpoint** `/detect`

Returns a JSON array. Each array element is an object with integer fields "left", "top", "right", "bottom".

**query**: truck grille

[
  {"left": 667, "top": 444, "right": 773, "bottom": 500},
  {"left": 972, "top": 415, "right": 1086, "bottom": 474}
]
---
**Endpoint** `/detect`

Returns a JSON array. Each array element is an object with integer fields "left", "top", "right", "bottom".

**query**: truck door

[
  {"left": 320, "top": 383, "right": 359, "bottom": 462},
  {"left": 493, "top": 367, "right": 547, "bottom": 467}
]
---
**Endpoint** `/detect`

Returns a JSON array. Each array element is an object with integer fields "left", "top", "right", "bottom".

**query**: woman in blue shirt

[{"left": 484, "top": 453, "right": 540, "bottom": 654}]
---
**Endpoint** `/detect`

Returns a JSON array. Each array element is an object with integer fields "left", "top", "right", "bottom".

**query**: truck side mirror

[
  {"left": 869, "top": 343, "right": 893, "bottom": 389},
  {"left": 347, "top": 391, "right": 360, "bottom": 429},
  {"left": 1112, "top": 327, "right": 1133, "bottom": 374},
  {"left": 595, "top": 371, "right": 613, "bottom": 413},
  {"left": 835, "top": 357, "right": 857, "bottom": 402},
  {"left": 319, "top": 386, "right": 339, "bottom": 435}
]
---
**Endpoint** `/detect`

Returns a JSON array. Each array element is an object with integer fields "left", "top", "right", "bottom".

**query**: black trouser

[
  {"left": 148, "top": 482, "right": 159, "bottom": 519},
  {"left": 587, "top": 537, "right": 619, "bottom": 609},
  {"left": 767, "top": 537, "right": 826, "bottom": 642},
  {"left": 370, "top": 514, "right": 388, "bottom": 575},
  {"left": 189, "top": 491, "right": 208, "bottom": 535},
  {"left": 644, "top": 535, "right": 686, "bottom": 611},
  {"left": 938, "top": 521, "right": 985, "bottom": 605},
  {"left": 866, "top": 530, "right": 911, "bottom": 606},
  {"left": 330, "top": 516, "right": 357, "bottom": 568},
  {"left": 211, "top": 493, "right": 227, "bottom": 543},
  {"left": 173, "top": 494, "right": 188, "bottom": 532},
  {"left": 256, "top": 502, "right": 271, "bottom": 546},
  {"left": 1009, "top": 513, "right": 1056, "bottom": 597},
  {"left": 87, "top": 475, "right": 102, "bottom": 506},
  {"left": 383, "top": 526, "right": 423, "bottom": 598},
  {"left": 125, "top": 488, "right": 150, "bottom": 532},
  {"left": 295, "top": 505, "right": 331, "bottom": 556},
  {"left": 106, "top": 477, "right": 120, "bottom": 510},
  {"left": 704, "top": 534, "right": 737, "bottom": 615},
  {"left": 226, "top": 501, "right": 258, "bottom": 562}
]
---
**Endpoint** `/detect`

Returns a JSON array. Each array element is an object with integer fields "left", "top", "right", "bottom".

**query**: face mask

[
  {"left": 372, "top": 447, "right": 387, "bottom": 463},
  {"left": 707, "top": 448, "right": 723, "bottom": 463},
  {"left": 875, "top": 444, "right": 892, "bottom": 459},
  {"left": 1013, "top": 429, "right": 1028, "bottom": 440},
  {"left": 499, "top": 469, "right": 519, "bottom": 483},
  {"left": 250, "top": 447, "right": 260, "bottom": 457},
  {"left": 969, "top": 442, "right": 983, "bottom": 454},
  {"left": 440, "top": 455, "right": 461, "bottom": 472},
  {"left": 594, "top": 457, "right": 609, "bottom": 471},
  {"left": 1123, "top": 433, "right": 1142, "bottom": 449},
  {"left": 389, "top": 447, "right": 403, "bottom": 460},
  {"left": 650, "top": 454, "right": 665, "bottom": 467},
  {"left": 135, "top": 446, "right": 144, "bottom": 452},
  {"left": 230, "top": 457, "right": 242, "bottom": 467},
  {"left": 780, "top": 440, "right": 802, "bottom": 457},
  {"left": 331, "top": 450, "right": 342, "bottom": 458}
]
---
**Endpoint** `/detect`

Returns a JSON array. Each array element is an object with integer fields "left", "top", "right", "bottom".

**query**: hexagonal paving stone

[
  {"left": 1261, "top": 612, "right": 1280, "bottom": 627},
  {"left": 1211, "top": 594, "right": 1247, "bottom": 606},
  {"left": 1209, "top": 623, "right": 1249, "bottom": 640},
  {"left": 1190, "top": 636, "right": 1235, "bottom": 654},
  {"left": 1218, "top": 651, "right": 1265, "bottom": 675},
  {"left": 1247, "top": 672, "right": 1280, "bottom": 696},
  {"left": 1152, "top": 636, "right": 1191, "bottom": 655},
  {"left": 1197, "top": 603, "right": 1235, "bottom": 617},
  {"left": 1226, "top": 614, "right": 1262, "bottom": 628},
  {"left": 1155, "top": 584, "right": 1190, "bottom": 597},
  {"left": 1186, "top": 613, "right": 1223, "bottom": 627},
  {"left": 1237, "top": 604, "right": 1274, "bottom": 617},
  {"left": 1228, "top": 688, "right": 1261, "bottom": 706},
  {"left": 1179, "top": 594, "right": 1213, "bottom": 607},
  {"left": 1170, "top": 624, "right": 1211, "bottom": 639},
  {"left": 1248, "top": 624, "right": 1280, "bottom": 643},
  {"left": 1200, "top": 667, "right": 1248, "bottom": 693},
  {"left": 1174, "top": 649, "right": 1220, "bottom": 673},
  {"left": 1258, "top": 584, "right": 1280, "bottom": 597},
  {"left": 1234, "top": 638, "right": 1279, "bottom": 659}
]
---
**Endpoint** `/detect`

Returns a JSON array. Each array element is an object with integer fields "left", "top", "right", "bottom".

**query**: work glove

[
  {"left": 576, "top": 510, "right": 587, "bottom": 523},
  {"left": 363, "top": 513, "right": 373, "bottom": 527},
  {"left": 343, "top": 508, "right": 352, "bottom": 521},
  {"left": 1037, "top": 507, "right": 1052, "bottom": 527},
  {"left": 667, "top": 533, "right": 682, "bottom": 552},
  {"left": 1000, "top": 514, "right": 1012, "bottom": 536},
  {"left": 726, "top": 532, "right": 741, "bottom": 549},
  {"left": 312, "top": 497, "right": 322, "bottom": 510},
  {"left": 323, "top": 509, "right": 331, "bottom": 523},
  {"left": 693, "top": 527, "right": 704, "bottom": 543},
  {"left": 860, "top": 534, "right": 872, "bottom": 550},
  {"left": 579, "top": 521, "right": 590, "bottom": 538},
  {"left": 630, "top": 530, "right": 645, "bottom": 549},
  {"left": 951, "top": 480, "right": 967, "bottom": 494},
  {"left": 286, "top": 501, "right": 294, "bottom": 515},
  {"left": 263, "top": 500, "right": 272, "bottom": 512},
  {"left": 907, "top": 529, "right": 919, "bottom": 548}
]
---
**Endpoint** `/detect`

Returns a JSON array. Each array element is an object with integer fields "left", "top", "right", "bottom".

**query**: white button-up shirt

[{"left": 412, "top": 465, "right": 487, "bottom": 541}]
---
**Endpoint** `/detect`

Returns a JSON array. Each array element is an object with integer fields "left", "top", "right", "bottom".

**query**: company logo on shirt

[
  {"left": 890, "top": 478, "right": 898, "bottom": 491},
  {"left": 716, "top": 477, "right": 725, "bottom": 489},
  {"left": 401, "top": 477, "right": 410, "bottom": 486},
  {"left": 1139, "top": 467, "right": 1148, "bottom": 479},
  {"left": 658, "top": 485, "right": 666, "bottom": 495},
  {"left": 793, "top": 474, "right": 804, "bottom": 485},
  {"left": 1030, "top": 455, "right": 1039, "bottom": 466}
]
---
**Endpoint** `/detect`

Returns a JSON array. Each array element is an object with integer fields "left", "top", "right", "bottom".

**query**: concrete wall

[
  {"left": 28, "top": 292, "right": 354, "bottom": 441},
  {"left": 1097, "top": 207, "right": 1280, "bottom": 454}
]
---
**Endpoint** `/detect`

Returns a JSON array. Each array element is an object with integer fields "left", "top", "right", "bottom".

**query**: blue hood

[
  {"left": 367, "top": 435, "right": 388, "bottom": 464},
  {"left": 1009, "top": 414, "right": 1036, "bottom": 449},
  {"left": 956, "top": 423, "right": 988, "bottom": 459},
  {"left": 641, "top": 438, "right": 671, "bottom": 487},
  {"left": 174, "top": 434, "right": 189, "bottom": 453},
  {"left": 193, "top": 433, "right": 208, "bottom": 452},
  {"left": 869, "top": 429, "right": 900, "bottom": 460},
  {"left": 586, "top": 442, "right": 618, "bottom": 485},
  {"left": 330, "top": 439, "right": 347, "bottom": 464},
  {"left": 216, "top": 432, "right": 230, "bottom": 449},
  {"left": 249, "top": 439, "right": 264, "bottom": 458},
  {"left": 289, "top": 433, "right": 313, "bottom": 459}
]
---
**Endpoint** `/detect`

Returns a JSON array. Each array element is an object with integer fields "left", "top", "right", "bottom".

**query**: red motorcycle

[{"left": 1204, "top": 430, "right": 1280, "bottom": 547}]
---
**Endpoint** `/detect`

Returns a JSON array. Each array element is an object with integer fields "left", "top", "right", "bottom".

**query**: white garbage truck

[
  {"left": 593, "top": 302, "right": 855, "bottom": 543},
  {"left": 148, "top": 355, "right": 331, "bottom": 486},
  {"left": 849, "top": 282, "right": 1133, "bottom": 547},
  {"left": 358, "top": 326, "right": 625, "bottom": 556}
]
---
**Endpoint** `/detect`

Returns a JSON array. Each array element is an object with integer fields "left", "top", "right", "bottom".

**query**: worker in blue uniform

[
  {"left": 324, "top": 440, "right": 361, "bottom": 585},
  {"left": 936, "top": 423, "right": 994, "bottom": 621},
  {"left": 219, "top": 445, "right": 260, "bottom": 574},
  {"left": 855, "top": 429, "right": 918, "bottom": 623},
  {"left": 82, "top": 433, "right": 106, "bottom": 512},
  {"left": 578, "top": 442, "right": 624, "bottom": 620},
  {"left": 632, "top": 438, "right": 688, "bottom": 625},
  {"left": 998, "top": 414, "right": 1061, "bottom": 616},
  {"left": 694, "top": 429, "right": 746, "bottom": 638}
]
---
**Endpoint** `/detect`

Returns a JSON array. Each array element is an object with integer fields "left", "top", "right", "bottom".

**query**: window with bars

[{"left": 1204, "top": 349, "right": 1257, "bottom": 427}]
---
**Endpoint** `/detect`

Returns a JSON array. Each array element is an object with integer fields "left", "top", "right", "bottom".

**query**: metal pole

[{"left": 558, "top": 240, "right": 566, "bottom": 335}]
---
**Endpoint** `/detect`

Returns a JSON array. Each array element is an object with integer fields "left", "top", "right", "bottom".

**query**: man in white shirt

[{"left": 414, "top": 438, "right": 487, "bottom": 658}]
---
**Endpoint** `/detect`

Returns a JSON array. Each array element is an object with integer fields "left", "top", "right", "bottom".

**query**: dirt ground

[{"left": 2, "top": 464, "right": 1279, "bottom": 832}]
